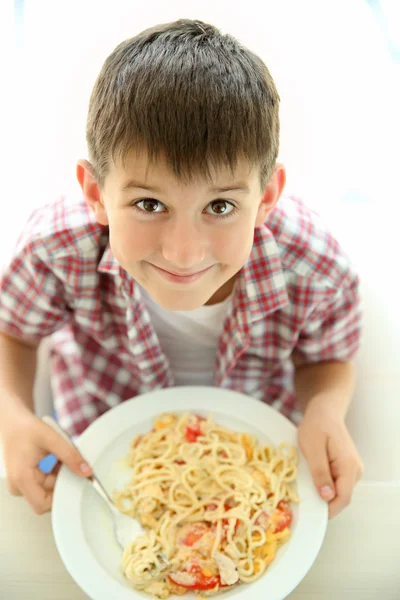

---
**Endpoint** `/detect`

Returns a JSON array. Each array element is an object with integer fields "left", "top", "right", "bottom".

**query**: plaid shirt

[{"left": 0, "top": 194, "right": 361, "bottom": 436}]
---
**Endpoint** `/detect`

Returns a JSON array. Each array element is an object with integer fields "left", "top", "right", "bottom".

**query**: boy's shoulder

[
  {"left": 266, "top": 195, "right": 355, "bottom": 289},
  {"left": 16, "top": 193, "right": 106, "bottom": 260}
]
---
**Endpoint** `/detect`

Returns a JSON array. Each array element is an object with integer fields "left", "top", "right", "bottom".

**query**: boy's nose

[{"left": 160, "top": 219, "right": 207, "bottom": 269}]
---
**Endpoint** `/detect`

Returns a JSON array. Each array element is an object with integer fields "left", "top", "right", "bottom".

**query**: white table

[{"left": 1, "top": 480, "right": 399, "bottom": 600}]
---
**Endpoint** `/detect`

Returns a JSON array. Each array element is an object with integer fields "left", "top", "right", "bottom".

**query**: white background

[{"left": 1, "top": 0, "right": 399, "bottom": 481}]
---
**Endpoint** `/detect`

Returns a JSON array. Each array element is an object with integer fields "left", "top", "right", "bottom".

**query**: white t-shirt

[{"left": 139, "top": 285, "right": 233, "bottom": 386}]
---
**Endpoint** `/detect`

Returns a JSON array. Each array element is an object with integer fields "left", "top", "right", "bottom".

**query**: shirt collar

[
  {"left": 97, "top": 243, "right": 120, "bottom": 275},
  {"left": 233, "top": 225, "right": 289, "bottom": 326}
]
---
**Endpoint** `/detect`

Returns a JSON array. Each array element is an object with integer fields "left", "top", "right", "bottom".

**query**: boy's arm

[
  {"left": 290, "top": 264, "right": 363, "bottom": 520},
  {"left": 0, "top": 331, "right": 38, "bottom": 426},
  {"left": 292, "top": 353, "right": 363, "bottom": 520},
  {"left": 292, "top": 353, "right": 355, "bottom": 419},
  {"left": 0, "top": 329, "right": 93, "bottom": 513},
  {"left": 0, "top": 222, "right": 92, "bottom": 513}
]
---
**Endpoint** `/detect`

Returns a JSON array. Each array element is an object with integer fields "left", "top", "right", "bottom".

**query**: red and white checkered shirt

[{"left": 0, "top": 193, "right": 361, "bottom": 436}]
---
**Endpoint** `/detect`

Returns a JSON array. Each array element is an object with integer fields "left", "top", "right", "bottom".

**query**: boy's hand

[
  {"left": 297, "top": 402, "right": 364, "bottom": 519},
  {"left": 2, "top": 411, "right": 92, "bottom": 514}
]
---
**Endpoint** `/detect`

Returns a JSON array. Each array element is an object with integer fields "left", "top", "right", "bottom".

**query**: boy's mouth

[{"left": 148, "top": 263, "right": 213, "bottom": 284}]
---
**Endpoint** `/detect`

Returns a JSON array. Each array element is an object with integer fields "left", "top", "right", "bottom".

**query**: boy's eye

[
  {"left": 205, "top": 200, "right": 235, "bottom": 216},
  {"left": 135, "top": 199, "right": 166, "bottom": 213},
  {"left": 134, "top": 199, "right": 235, "bottom": 217}
]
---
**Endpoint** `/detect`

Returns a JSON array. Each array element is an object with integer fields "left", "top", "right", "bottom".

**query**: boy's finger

[
  {"left": 40, "top": 425, "right": 92, "bottom": 478},
  {"left": 327, "top": 469, "right": 355, "bottom": 519},
  {"left": 302, "top": 435, "right": 336, "bottom": 502},
  {"left": 34, "top": 469, "right": 58, "bottom": 491},
  {"left": 18, "top": 475, "right": 53, "bottom": 515},
  {"left": 43, "top": 473, "right": 58, "bottom": 491},
  {"left": 34, "top": 465, "right": 57, "bottom": 483}
]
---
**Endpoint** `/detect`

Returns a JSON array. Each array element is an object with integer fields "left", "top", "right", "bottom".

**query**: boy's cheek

[
  {"left": 110, "top": 225, "right": 154, "bottom": 260},
  {"left": 212, "top": 226, "right": 253, "bottom": 258}
]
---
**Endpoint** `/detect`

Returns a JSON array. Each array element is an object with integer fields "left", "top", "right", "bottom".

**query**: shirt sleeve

[
  {"left": 0, "top": 240, "right": 71, "bottom": 342},
  {"left": 294, "top": 275, "right": 362, "bottom": 363}
]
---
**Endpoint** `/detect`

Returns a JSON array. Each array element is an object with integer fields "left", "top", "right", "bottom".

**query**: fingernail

[
  {"left": 320, "top": 485, "right": 335, "bottom": 500},
  {"left": 80, "top": 462, "right": 92, "bottom": 474}
]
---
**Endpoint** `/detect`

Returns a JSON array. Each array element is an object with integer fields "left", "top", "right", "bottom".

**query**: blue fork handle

[
  {"left": 38, "top": 453, "right": 58, "bottom": 474},
  {"left": 38, "top": 411, "right": 59, "bottom": 473}
]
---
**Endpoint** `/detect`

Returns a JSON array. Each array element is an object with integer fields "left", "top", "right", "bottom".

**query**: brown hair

[{"left": 86, "top": 19, "right": 280, "bottom": 188}]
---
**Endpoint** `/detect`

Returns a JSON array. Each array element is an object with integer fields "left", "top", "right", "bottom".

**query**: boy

[{"left": 0, "top": 19, "right": 363, "bottom": 519}]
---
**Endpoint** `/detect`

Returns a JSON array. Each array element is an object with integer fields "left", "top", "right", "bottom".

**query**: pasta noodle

[{"left": 115, "top": 413, "right": 299, "bottom": 598}]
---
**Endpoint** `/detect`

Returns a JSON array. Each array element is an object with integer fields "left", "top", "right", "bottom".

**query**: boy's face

[{"left": 78, "top": 151, "right": 285, "bottom": 310}]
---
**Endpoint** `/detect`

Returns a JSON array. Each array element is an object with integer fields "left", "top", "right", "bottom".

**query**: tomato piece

[
  {"left": 184, "top": 415, "right": 205, "bottom": 443},
  {"left": 273, "top": 500, "right": 293, "bottom": 533},
  {"left": 185, "top": 426, "right": 201, "bottom": 442},
  {"left": 169, "top": 564, "right": 222, "bottom": 591},
  {"left": 180, "top": 523, "right": 210, "bottom": 547}
]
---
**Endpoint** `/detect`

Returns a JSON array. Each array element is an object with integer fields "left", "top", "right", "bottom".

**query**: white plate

[{"left": 52, "top": 386, "right": 328, "bottom": 600}]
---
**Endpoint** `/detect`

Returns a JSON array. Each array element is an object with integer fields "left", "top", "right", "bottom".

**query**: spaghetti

[{"left": 115, "top": 413, "right": 299, "bottom": 598}]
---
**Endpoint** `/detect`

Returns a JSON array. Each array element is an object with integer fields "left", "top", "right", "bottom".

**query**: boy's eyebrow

[
  {"left": 121, "top": 179, "right": 250, "bottom": 194},
  {"left": 121, "top": 180, "right": 160, "bottom": 193},
  {"left": 210, "top": 183, "right": 250, "bottom": 193}
]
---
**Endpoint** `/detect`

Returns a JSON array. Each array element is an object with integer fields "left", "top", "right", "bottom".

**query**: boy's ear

[
  {"left": 76, "top": 159, "right": 109, "bottom": 226},
  {"left": 255, "top": 163, "right": 286, "bottom": 228}
]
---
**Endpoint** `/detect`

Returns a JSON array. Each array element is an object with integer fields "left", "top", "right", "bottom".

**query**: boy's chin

[
  {"left": 146, "top": 286, "right": 222, "bottom": 311},
  {"left": 150, "top": 289, "right": 214, "bottom": 311}
]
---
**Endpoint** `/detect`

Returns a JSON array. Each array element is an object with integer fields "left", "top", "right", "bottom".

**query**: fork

[{"left": 42, "top": 415, "right": 169, "bottom": 569}]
